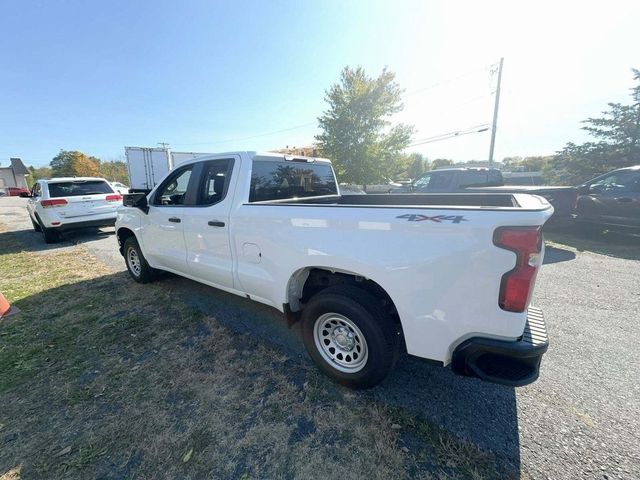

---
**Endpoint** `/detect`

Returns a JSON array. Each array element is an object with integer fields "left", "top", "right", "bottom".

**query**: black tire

[
  {"left": 301, "top": 285, "right": 400, "bottom": 389},
  {"left": 123, "top": 236, "right": 156, "bottom": 283},
  {"left": 37, "top": 216, "right": 60, "bottom": 244},
  {"left": 31, "top": 216, "right": 42, "bottom": 232}
]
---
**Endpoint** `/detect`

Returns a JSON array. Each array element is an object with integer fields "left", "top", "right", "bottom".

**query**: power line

[
  {"left": 404, "top": 64, "right": 494, "bottom": 98},
  {"left": 169, "top": 64, "right": 498, "bottom": 149},
  {"left": 409, "top": 124, "right": 490, "bottom": 147}
]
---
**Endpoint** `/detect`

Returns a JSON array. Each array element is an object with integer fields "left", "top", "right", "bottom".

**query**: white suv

[{"left": 24, "top": 177, "right": 122, "bottom": 243}]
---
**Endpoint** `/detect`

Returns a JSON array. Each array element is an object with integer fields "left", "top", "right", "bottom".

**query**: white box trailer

[{"left": 125, "top": 147, "right": 214, "bottom": 192}]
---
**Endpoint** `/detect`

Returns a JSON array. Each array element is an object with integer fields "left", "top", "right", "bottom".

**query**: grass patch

[{"left": 0, "top": 224, "right": 504, "bottom": 479}]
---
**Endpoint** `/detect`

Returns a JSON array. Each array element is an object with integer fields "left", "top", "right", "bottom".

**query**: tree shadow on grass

[{"left": 0, "top": 227, "right": 115, "bottom": 255}]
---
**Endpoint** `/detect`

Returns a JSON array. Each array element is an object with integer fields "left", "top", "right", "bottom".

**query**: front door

[
  {"left": 182, "top": 157, "right": 237, "bottom": 289},
  {"left": 143, "top": 164, "right": 197, "bottom": 272}
]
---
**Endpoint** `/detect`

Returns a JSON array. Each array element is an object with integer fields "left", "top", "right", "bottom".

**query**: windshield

[{"left": 47, "top": 180, "right": 114, "bottom": 198}]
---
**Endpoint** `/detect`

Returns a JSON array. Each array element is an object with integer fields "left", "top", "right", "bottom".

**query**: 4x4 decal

[{"left": 396, "top": 214, "right": 467, "bottom": 223}]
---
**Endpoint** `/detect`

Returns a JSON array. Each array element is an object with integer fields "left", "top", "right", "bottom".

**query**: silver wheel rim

[
  {"left": 127, "top": 247, "right": 142, "bottom": 277},
  {"left": 313, "top": 313, "right": 368, "bottom": 373}
]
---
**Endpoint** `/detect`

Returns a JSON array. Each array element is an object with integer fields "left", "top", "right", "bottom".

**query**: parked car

[
  {"left": 116, "top": 152, "right": 551, "bottom": 389},
  {"left": 21, "top": 177, "right": 122, "bottom": 243},
  {"left": 392, "top": 167, "right": 576, "bottom": 226},
  {"left": 110, "top": 181, "right": 130, "bottom": 195},
  {"left": 6, "top": 186, "right": 30, "bottom": 196},
  {"left": 574, "top": 165, "right": 640, "bottom": 231}
]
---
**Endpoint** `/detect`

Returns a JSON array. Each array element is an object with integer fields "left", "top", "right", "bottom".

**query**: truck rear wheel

[
  {"left": 301, "top": 285, "right": 399, "bottom": 389},
  {"left": 123, "top": 236, "right": 156, "bottom": 284}
]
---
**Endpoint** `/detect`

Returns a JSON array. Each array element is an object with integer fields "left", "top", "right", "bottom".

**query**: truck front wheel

[
  {"left": 123, "top": 236, "right": 156, "bottom": 284},
  {"left": 301, "top": 285, "right": 399, "bottom": 389}
]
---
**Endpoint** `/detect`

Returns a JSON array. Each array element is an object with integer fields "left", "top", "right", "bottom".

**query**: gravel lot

[{"left": 1, "top": 196, "right": 638, "bottom": 479}]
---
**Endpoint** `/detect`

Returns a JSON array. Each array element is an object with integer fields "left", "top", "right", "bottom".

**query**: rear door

[
  {"left": 182, "top": 156, "right": 237, "bottom": 289},
  {"left": 46, "top": 180, "right": 119, "bottom": 219},
  {"left": 143, "top": 163, "right": 198, "bottom": 272}
]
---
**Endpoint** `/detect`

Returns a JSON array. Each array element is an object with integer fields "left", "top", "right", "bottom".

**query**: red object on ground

[
  {"left": 6, "top": 187, "right": 30, "bottom": 196},
  {"left": 0, "top": 292, "right": 19, "bottom": 318}
]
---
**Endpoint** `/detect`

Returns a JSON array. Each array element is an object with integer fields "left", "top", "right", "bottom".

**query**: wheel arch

[
  {"left": 116, "top": 227, "right": 137, "bottom": 256},
  {"left": 285, "top": 266, "right": 404, "bottom": 344}
]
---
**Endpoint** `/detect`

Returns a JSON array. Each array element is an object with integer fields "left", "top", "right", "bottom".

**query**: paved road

[{"left": 1, "top": 196, "right": 639, "bottom": 479}]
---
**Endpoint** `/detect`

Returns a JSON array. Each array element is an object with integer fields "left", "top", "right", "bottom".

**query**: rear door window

[
  {"left": 429, "top": 172, "right": 454, "bottom": 190},
  {"left": 460, "top": 171, "right": 489, "bottom": 188},
  {"left": 47, "top": 180, "right": 114, "bottom": 198},
  {"left": 249, "top": 161, "right": 337, "bottom": 202},
  {"left": 197, "top": 159, "right": 233, "bottom": 205}
]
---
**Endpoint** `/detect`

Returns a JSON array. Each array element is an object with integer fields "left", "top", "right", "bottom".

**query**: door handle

[
  {"left": 615, "top": 197, "right": 632, "bottom": 203},
  {"left": 168, "top": 217, "right": 181, "bottom": 223},
  {"left": 208, "top": 220, "right": 225, "bottom": 227}
]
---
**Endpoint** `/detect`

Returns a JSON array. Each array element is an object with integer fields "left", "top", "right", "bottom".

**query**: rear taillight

[
  {"left": 494, "top": 226, "right": 542, "bottom": 313},
  {"left": 40, "top": 199, "right": 68, "bottom": 208},
  {"left": 106, "top": 194, "right": 123, "bottom": 202}
]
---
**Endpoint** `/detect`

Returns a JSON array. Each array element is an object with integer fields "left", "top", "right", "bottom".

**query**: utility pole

[
  {"left": 158, "top": 142, "right": 170, "bottom": 149},
  {"left": 488, "top": 57, "right": 503, "bottom": 166}
]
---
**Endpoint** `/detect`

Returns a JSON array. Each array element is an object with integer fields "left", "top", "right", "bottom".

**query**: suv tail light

[
  {"left": 40, "top": 199, "right": 68, "bottom": 208},
  {"left": 106, "top": 194, "right": 123, "bottom": 202},
  {"left": 493, "top": 226, "right": 542, "bottom": 313}
]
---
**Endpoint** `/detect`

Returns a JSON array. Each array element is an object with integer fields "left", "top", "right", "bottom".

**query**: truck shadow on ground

[
  {"left": 0, "top": 227, "right": 115, "bottom": 255},
  {"left": 164, "top": 274, "right": 522, "bottom": 475},
  {"left": 543, "top": 245, "right": 576, "bottom": 264},
  {"left": 2, "top": 270, "right": 521, "bottom": 479},
  {"left": 544, "top": 227, "right": 640, "bottom": 261}
]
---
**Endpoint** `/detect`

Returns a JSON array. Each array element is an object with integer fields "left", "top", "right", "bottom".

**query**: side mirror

[
  {"left": 588, "top": 183, "right": 604, "bottom": 194},
  {"left": 123, "top": 193, "right": 149, "bottom": 214},
  {"left": 19, "top": 191, "right": 31, "bottom": 198}
]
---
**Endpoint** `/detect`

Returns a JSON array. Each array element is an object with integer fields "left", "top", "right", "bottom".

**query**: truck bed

[{"left": 251, "top": 193, "right": 550, "bottom": 210}]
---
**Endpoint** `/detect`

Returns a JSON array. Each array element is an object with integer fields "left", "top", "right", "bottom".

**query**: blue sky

[{"left": 1, "top": 0, "right": 639, "bottom": 168}]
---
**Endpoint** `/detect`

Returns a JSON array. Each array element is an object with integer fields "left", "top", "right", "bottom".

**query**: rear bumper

[
  {"left": 53, "top": 218, "right": 116, "bottom": 232},
  {"left": 451, "top": 306, "right": 549, "bottom": 387}
]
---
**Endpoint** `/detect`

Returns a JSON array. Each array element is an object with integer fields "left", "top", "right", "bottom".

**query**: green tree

[
  {"left": 50, "top": 150, "right": 100, "bottom": 177},
  {"left": 431, "top": 158, "right": 454, "bottom": 169},
  {"left": 26, "top": 165, "right": 52, "bottom": 187},
  {"left": 316, "top": 66, "right": 414, "bottom": 184},
  {"left": 549, "top": 68, "right": 640, "bottom": 184},
  {"left": 406, "top": 152, "right": 430, "bottom": 179},
  {"left": 99, "top": 160, "right": 129, "bottom": 183}
]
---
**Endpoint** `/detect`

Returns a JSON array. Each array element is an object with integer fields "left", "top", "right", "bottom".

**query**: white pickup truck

[{"left": 116, "top": 152, "right": 551, "bottom": 389}]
